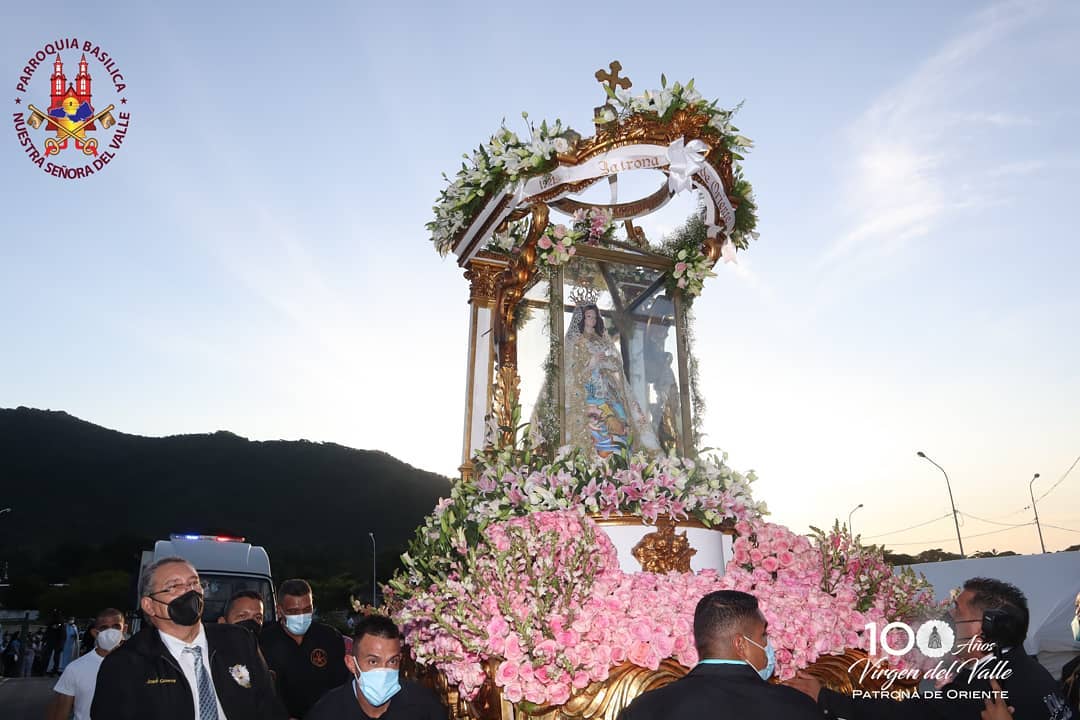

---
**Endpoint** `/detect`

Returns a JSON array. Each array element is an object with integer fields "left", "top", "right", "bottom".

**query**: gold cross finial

[{"left": 595, "top": 61, "right": 632, "bottom": 94}]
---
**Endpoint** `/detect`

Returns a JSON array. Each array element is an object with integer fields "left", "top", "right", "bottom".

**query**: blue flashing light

[{"left": 169, "top": 533, "right": 246, "bottom": 543}]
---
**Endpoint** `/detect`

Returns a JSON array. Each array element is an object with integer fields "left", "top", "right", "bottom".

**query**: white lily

[{"left": 653, "top": 88, "right": 675, "bottom": 116}]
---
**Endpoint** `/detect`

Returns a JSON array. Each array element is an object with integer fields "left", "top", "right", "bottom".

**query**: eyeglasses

[{"left": 149, "top": 579, "right": 208, "bottom": 597}]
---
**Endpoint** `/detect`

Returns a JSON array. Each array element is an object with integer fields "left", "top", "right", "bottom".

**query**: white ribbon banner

[
  {"left": 456, "top": 138, "right": 737, "bottom": 258},
  {"left": 520, "top": 143, "right": 669, "bottom": 201}
]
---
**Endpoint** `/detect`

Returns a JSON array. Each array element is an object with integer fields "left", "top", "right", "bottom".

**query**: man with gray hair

[
  {"left": 91, "top": 556, "right": 286, "bottom": 720},
  {"left": 617, "top": 590, "right": 820, "bottom": 719}
]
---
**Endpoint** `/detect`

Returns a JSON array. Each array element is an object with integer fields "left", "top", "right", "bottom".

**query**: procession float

[{"left": 388, "top": 62, "right": 936, "bottom": 719}]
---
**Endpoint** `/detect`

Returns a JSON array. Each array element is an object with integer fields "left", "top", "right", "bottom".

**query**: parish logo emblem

[
  {"left": 310, "top": 649, "right": 328, "bottom": 668},
  {"left": 12, "top": 38, "right": 132, "bottom": 180}
]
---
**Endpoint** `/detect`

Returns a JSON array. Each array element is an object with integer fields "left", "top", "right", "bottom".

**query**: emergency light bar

[{"left": 170, "top": 534, "right": 247, "bottom": 543}]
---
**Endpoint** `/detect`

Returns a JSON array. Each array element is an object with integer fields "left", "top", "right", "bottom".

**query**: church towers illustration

[{"left": 48, "top": 54, "right": 95, "bottom": 130}]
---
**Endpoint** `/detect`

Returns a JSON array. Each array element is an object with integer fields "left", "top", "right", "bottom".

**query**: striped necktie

[{"left": 182, "top": 645, "right": 220, "bottom": 720}]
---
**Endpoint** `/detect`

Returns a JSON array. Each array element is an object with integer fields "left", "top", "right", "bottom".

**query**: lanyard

[{"left": 697, "top": 658, "right": 749, "bottom": 667}]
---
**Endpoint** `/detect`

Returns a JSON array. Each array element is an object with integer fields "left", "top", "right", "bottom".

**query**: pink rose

[
  {"left": 556, "top": 629, "right": 580, "bottom": 647},
  {"left": 538, "top": 235, "right": 553, "bottom": 250},
  {"left": 495, "top": 660, "right": 518, "bottom": 684},
  {"left": 553, "top": 224, "right": 568, "bottom": 239},
  {"left": 548, "top": 682, "right": 571, "bottom": 705},
  {"left": 503, "top": 634, "right": 524, "bottom": 661},
  {"left": 523, "top": 680, "right": 546, "bottom": 705},
  {"left": 627, "top": 641, "right": 652, "bottom": 667},
  {"left": 503, "top": 682, "right": 524, "bottom": 703},
  {"left": 533, "top": 664, "right": 551, "bottom": 684}
]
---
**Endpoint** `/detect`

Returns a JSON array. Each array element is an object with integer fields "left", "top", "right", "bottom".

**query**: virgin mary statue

[{"left": 565, "top": 301, "right": 660, "bottom": 457}]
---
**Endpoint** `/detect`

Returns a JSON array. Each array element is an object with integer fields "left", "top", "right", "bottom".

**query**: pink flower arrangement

[
  {"left": 537, "top": 209, "right": 615, "bottom": 268},
  {"left": 669, "top": 246, "right": 715, "bottom": 297},
  {"left": 393, "top": 512, "right": 938, "bottom": 704},
  {"left": 390, "top": 438, "right": 937, "bottom": 706}
]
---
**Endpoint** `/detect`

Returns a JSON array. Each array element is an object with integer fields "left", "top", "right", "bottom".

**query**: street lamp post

[
  {"left": 369, "top": 532, "right": 377, "bottom": 607},
  {"left": 917, "top": 451, "right": 965, "bottom": 558},
  {"left": 1029, "top": 473, "right": 1046, "bottom": 554},
  {"left": 848, "top": 503, "right": 864, "bottom": 536}
]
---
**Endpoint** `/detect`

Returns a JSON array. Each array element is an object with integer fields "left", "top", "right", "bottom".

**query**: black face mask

[
  {"left": 236, "top": 619, "right": 262, "bottom": 635},
  {"left": 154, "top": 590, "right": 204, "bottom": 626}
]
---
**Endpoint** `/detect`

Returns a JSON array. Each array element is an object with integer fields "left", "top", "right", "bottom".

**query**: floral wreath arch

[{"left": 427, "top": 62, "right": 759, "bottom": 366}]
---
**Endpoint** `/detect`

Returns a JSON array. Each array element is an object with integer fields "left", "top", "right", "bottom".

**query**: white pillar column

[{"left": 460, "top": 259, "right": 505, "bottom": 476}]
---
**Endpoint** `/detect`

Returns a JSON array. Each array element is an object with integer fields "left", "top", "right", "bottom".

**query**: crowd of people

[
  {"left": 41, "top": 557, "right": 445, "bottom": 720},
  {"left": 11, "top": 560, "right": 1080, "bottom": 720},
  {"left": 2, "top": 614, "right": 80, "bottom": 678}
]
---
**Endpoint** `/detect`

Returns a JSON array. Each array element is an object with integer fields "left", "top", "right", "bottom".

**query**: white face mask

[{"left": 96, "top": 628, "right": 124, "bottom": 652}]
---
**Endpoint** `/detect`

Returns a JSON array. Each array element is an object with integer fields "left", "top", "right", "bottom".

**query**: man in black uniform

[
  {"left": 260, "top": 578, "right": 350, "bottom": 718},
  {"left": 617, "top": 589, "right": 821, "bottom": 720},
  {"left": 787, "top": 576, "right": 1073, "bottom": 720},
  {"left": 91, "top": 556, "right": 286, "bottom": 720},
  {"left": 306, "top": 614, "right": 445, "bottom": 720}
]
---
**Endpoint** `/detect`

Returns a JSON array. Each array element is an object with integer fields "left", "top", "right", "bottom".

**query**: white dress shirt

[{"left": 158, "top": 625, "right": 229, "bottom": 720}]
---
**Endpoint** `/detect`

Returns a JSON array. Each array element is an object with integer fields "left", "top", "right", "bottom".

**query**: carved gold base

[{"left": 413, "top": 649, "right": 914, "bottom": 720}]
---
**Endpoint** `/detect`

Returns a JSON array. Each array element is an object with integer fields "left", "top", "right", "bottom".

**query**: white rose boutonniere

[{"left": 228, "top": 664, "right": 251, "bottom": 689}]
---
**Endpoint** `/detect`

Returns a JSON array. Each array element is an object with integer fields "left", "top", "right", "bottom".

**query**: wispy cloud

[
  {"left": 815, "top": 1, "right": 1048, "bottom": 274},
  {"left": 985, "top": 159, "right": 1049, "bottom": 178},
  {"left": 947, "top": 111, "right": 1036, "bottom": 127}
]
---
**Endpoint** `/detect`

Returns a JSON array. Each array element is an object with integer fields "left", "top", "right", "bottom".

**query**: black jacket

[
  {"left": 91, "top": 622, "right": 287, "bottom": 720},
  {"left": 818, "top": 649, "right": 1073, "bottom": 720},
  {"left": 260, "top": 621, "right": 350, "bottom": 718},
  {"left": 305, "top": 679, "right": 447, "bottom": 720},
  {"left": 617, "top": 663, "right": 822, "bottom": 720}
]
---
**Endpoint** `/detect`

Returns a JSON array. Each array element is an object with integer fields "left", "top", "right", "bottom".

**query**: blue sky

[{"left": 2, "top": 0, "right": 1078, "bottom": 554}]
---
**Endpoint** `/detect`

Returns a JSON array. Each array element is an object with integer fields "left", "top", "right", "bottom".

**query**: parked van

[{"left": 134, "top": 534, "right": 275, "bottom": 628}]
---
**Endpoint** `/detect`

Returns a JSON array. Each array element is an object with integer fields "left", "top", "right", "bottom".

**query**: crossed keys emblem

[{"left": 25, "top": 103, "right": 117, "bottom": 157}]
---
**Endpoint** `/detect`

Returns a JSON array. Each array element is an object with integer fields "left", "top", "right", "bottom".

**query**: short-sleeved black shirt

[
  {"left": 259, "top": 621, "right": 350, "bottom": 718},
  {"left": 305, "top": 679, "right": 447, "bottom": 720}
]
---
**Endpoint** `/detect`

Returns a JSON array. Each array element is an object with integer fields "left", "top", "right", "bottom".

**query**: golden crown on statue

[{"left": 568, "top": 286, "right": 600, "bottom": 307}]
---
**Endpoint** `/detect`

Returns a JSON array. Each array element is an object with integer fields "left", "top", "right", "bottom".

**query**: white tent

[{"left": 903, "top": 552, "right": 1080, "bottom": 677}]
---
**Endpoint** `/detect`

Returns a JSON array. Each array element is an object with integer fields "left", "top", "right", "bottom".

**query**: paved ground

[{"left": 0, "top": 676, "right": 55, "bottom": 719}]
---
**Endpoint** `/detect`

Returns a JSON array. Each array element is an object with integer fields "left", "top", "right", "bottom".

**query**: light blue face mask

[
  {"left": 741, "top": 635, "right": 777, "bottom": 681},
  {"left": 283, "top": 612, "right": 312, "bottom": 636},
  {"left": 354, "top": 667, "right": 401, "bottom": 707},
  {"left": 1071, "top": 615, "right": 1080, "bottom": 643}
]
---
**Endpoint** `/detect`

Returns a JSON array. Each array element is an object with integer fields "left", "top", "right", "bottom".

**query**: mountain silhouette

[{"left": 0, "top": 407, "right": 451, "bottom": 582}]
